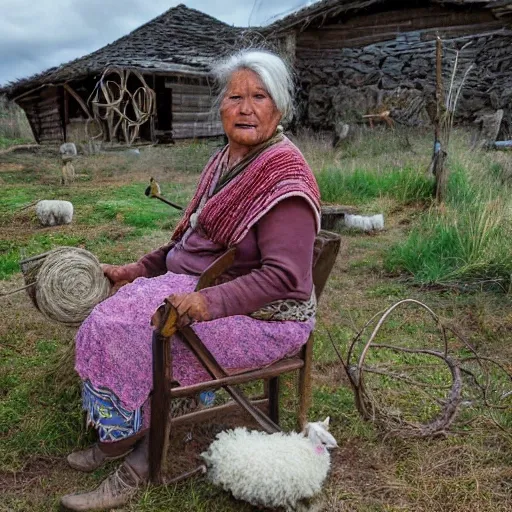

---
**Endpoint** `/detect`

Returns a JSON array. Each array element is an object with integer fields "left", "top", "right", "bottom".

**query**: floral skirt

[{"left": 75, "top": 272, "right": 314, "bottom": 442}]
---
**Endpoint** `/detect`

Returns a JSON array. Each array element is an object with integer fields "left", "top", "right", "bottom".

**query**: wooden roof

[
  {"left": 2, "top": 4, "right": 244, "bottom": 98},
  {"left": 265, "top": 0, "right": 512, "bottom": 34}
]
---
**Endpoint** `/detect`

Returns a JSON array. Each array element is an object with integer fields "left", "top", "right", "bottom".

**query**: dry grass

[
  {"left": 1, "top": 131, "right": 511, "bottom": 511},
  {"left": 0, "top": 96, "right": 34, "bottom": 143}
]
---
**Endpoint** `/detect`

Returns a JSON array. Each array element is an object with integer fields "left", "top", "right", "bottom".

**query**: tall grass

[
  {"left": 0, "top": 95, "right": 34, "bottom": 144},
  {"left": 295, "top": 127, "right": 435, "bottom": 205},
  {"left": 317, "top": 166, "right": 433, "bottom": 204},
  {"left": 386, "top": 163, "right": 512, "bottom": 289}
]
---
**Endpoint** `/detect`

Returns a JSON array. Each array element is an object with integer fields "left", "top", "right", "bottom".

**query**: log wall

[
  {"left": 292, "top": 5, "right": 512, "bottom": 134},
  {"left": 165, "top": 77, "right": 223, "bottom": 139}
]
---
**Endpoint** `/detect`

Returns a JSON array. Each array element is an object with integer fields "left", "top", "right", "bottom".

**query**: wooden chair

[{"left": 149, "top": 229, "right": 341, "bottom": 483}]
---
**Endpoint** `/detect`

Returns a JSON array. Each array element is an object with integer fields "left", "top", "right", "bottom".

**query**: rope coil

[{"left": 20, "top": 247, "right": 111, "bottom": 326}]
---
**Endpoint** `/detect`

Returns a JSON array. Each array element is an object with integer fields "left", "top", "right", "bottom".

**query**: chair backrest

[{"left": 312, "top": 230, "right": 342, "bottom": 301}]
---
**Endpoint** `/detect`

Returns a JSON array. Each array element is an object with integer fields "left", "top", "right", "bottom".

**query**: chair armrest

[{"left": 195, "top": 247, "right": 236, "bottom": 291}]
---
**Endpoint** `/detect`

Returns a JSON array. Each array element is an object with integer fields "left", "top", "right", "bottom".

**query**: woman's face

[{"left": 220, "top": 69, "right": 282, "bottom": 154}]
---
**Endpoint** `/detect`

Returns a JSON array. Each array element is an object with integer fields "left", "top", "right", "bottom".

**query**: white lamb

[
  {"left": 35, "top": 200, "right": 74, "bottom": 226},
  {"left": 201, "top": 418, "right": 337, "bottom": 511}
]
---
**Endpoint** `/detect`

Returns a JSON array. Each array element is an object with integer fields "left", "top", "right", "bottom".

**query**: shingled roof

[
  {"left": 2, "top": 4, "right": 244, "bottom": 98},
  {"left": 265, "top": 0, "right": 512, "bottom": 34}
]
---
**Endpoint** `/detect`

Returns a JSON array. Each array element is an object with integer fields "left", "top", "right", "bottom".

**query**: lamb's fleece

[
  {"left": 201, "top": 428, "right": 330, "bottom": 510},
  {"left": 35, "top": 200, "right": 73, "bottom": 226}
]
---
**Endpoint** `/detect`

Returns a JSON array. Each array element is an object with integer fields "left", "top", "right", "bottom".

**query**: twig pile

[{"left": 332, "top": 299, "right": 511, "bottom": 437}]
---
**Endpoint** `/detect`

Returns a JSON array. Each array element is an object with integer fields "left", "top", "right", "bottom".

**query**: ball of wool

[{"left": 25, "top": 247, "right": 111, "bottom": 326}]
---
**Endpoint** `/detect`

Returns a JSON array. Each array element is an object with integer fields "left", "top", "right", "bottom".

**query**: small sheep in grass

[
  {"left": 344, "top": 213, "right": 384, "bottom": 232},
  {"left": 201, "top": 418, "right": 337, "bottom": 511},
  {"left": 35, "top": 200, "right": 73, "bottom": 227}
]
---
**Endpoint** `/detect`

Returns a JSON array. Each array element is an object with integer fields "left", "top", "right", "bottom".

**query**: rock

[
  {"left": 410, "top": 57, "right": 430, "bottom": 69},
  {"left": 298, "top": 30, "right": 512, "bottom": 130},
  {"left": 59, "top": 142, "right": 77, "bottom": 159},
  {"left": 380, "top": 56, "right": 403, "bottom": 74},
  {"left": 36, "top": 200, "right": 74, "bottom": 227},
  {"left": 308, "top": 85, "right": 335, "bottom": 128},
  {"left": 473, "top": 109, "right": 504, "bottom": 147},
  {"left": 332, "top": 85, "right": 381, "bottom": 124},
  {"left": 359, "top": 54, "right": 378, "bottom": 65},
  {"left": 380, "top": 76, "right": 399, "bottom": 90},
  {"left": 332, "top": 122, "right": 351, "bottom": 147},
  {"left": 459, "top": 93, "right": 489, "bottom": 117},
  {"left": 343, "top": 70, "right": 366, "bottom": 87},
  {"left": 362, "top": 70, "right": 383, "bottom": 86}
]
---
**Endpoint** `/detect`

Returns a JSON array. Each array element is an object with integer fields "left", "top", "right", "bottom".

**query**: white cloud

[{"left": 0, "top": 0, "right": 315, "bottom": 87}]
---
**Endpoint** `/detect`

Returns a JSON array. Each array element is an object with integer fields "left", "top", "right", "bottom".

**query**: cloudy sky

[{"left": 0, "top": 0, "right": 318, "bottom": 87}]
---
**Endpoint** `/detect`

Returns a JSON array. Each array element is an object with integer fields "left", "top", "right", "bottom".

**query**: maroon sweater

[{"left": 138, "top": 197, "right": 316, "bottom": 319}]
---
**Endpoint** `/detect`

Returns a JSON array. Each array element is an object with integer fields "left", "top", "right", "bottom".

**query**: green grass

[
  {"left": 1, "top": 131, "right": 511, "bottom": 511},
  {"left": 0, "top": 136, "right": 31, "bottom": 149},
  {"left": 317, "top": 166, "right": 434, "bottom": 205},
  {"left": 75, "top": 183, "right": 186, "bottom": 228},
  {"left": 385, "top": 166, "right": 512, "bottom": 289},
  {"left": 0, "top": 180, "right": 192, "bottom": 279}
]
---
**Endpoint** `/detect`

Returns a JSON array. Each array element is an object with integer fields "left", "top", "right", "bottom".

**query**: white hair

[{"left": 212, "top": 49, "right": 294, "bottom": 123}]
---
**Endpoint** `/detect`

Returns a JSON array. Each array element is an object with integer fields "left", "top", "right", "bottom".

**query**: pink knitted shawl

[{"left": 172, "top": 137, "right": 321, "bottom": 247}]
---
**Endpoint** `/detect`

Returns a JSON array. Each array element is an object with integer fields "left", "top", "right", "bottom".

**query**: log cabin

[{"left": 0, "top": 4, "right": 244, "bottom": 145}]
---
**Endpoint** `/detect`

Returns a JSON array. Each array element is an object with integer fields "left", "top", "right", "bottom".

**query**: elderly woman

[{"left": 61, "top": 49, "right": 320, "bottom": 511}]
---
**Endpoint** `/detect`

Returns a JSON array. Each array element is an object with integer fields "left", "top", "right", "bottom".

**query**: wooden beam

[
  {"left": 169, "top": 358, "right": 304, "bottom": 398},
  {"left": 63, "top": 83, "right": 92, "bottom": 119}
]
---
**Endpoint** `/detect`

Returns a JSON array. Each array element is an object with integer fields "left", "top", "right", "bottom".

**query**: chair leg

[
  {"left": 298, "top": 333, "right": 314, "bottom": 431},
  {"left": 268, "top": 377, "right": 280, "bottom": 425},
  {"left": 149, "top": 331, "right": 172, "bottom": 484}
]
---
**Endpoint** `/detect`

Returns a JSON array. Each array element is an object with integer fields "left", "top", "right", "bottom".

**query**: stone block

[{"left": 59, "top": 142, "right": 77, "bottom": 159}]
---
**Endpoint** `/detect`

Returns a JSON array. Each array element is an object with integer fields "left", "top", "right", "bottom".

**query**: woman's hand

[
  {"left": 167, "top": 292, "right": 211, "bottom": 326},
  {"left": 101, "top": 263, "right": 145, "bottom": 292}
]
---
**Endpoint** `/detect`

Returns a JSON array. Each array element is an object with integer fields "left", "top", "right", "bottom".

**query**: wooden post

[
  {"left": 434, "top": 37, "right": 443, "bottom": 145},
  {"left": 150, "top": 75, "right": 157, "bottom": 144},
  {"left": 434, "top": 36, "right": 448, "bottom": 203},
  {"left": 434, "top": 150, "right": 447, "bottom": 203},
  {"left": 298, "top": 334, "right": 314, "bottom": 431}
]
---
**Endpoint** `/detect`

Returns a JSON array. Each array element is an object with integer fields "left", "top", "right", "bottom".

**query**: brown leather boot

[
  {"left": 67, "top": 444, "right": 132, "bottom": 472},
  {"left": 60, "top": 462, "right": 142, "bottom": 511}
]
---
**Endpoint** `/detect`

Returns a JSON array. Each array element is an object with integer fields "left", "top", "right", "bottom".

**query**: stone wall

[{"left": 294, "top": 30, "right": 512, "bottom": 138}]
